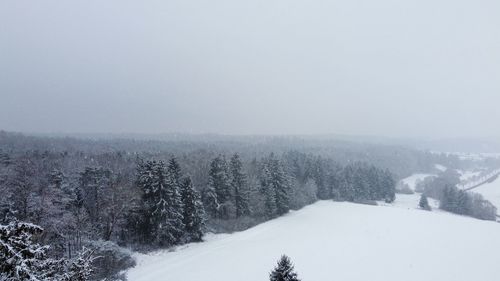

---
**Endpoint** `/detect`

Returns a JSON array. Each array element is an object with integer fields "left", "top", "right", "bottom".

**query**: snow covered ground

[
  {"left": 399, "top": 173, "right": 434, "bottom": 191},
  {"left": 434, "top": 164, "right": 447, "bottom": 172},
  {"left": 127, "top": 197, "right": 500, "bottom": 281},
  {"left": 459, "top": 170, "right": 482, "bottom": 182}
]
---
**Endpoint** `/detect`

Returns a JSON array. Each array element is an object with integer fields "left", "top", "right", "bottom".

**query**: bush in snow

[{"left": 85, "top": 240, "right": 135, "bottom": 281}]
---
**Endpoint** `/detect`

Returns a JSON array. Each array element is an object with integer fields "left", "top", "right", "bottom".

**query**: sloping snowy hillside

[{"left": 127, "top": 199, "right": 500, "bottom": 281}]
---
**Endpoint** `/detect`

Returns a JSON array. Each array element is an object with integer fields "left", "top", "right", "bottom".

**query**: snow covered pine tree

[
  {"left": 270, "top": 255, "right": 300, "bottom": 281},
  {"left": 0, "top": 220, "right": 94, "bottom": 281},
  {"left": 229, "top": 153, "right": 251, "bottom": 217},
  {"left": 180, "top": 177, "right": 206, "bottom": 242}
]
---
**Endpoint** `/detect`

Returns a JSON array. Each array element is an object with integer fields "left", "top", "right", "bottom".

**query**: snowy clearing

[
  {"left": 459, "top": 170, "right": 482, "bottom": 182},
  {"left": 127, "top": 199, "right": 500, "bottom": 281},
  {"left": 434, "top": 164, "right": 447, "bottom": 172},
  {"left": 399, "top": 173, "right": 434, "bottom": 191}
]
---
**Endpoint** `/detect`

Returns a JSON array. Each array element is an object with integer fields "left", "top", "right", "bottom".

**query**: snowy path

[{"left": 127, "top": 199, "right": 500, "bottom": 281}]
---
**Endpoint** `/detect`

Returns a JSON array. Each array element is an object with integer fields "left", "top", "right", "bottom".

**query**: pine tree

[
  {"left": 136, "top": 160, "right": 184, "bottom": 246},
  {"left": 134, "top": 160, "right": 157, "bottom": 243},
  {"left": 0, "top": 220, "right": 95, "bottom": 281},
  {"left": 180, "top": 177, "right": 206, "bottom": 242},
  {"left": 339, "top": 165, "right": 356, "bottom": 201},
  {"left": 7, "top": 159, "right": 37, "bottom": 221},
  {"left": 440, "top": 185, "right": 458, "bottom": 213},
  {"left": 381, "top": 170, "right": 396, "bottom": 203},
  {"left": 268, "top": 154, "right": 290, "bottom": 216},
  {"left": 202, "top": 185, "right": 219, "bottom": 218},
  {"left": 167, "top": 158, "right": 182, "bottom": 187},
  {"left": 312, "top": 158, "right": 330, "bottom": 200},
  {"left": 456, "top": 190, "right": 472, "bottom": 215},
  {"left": 229, "top": 153, "right": 250, "bottom": 217},
  {"left": 260, "top": 165, "right": 277, "bottom": 218},
  {"left": 78, "top": 167, "right": 112, "bottom": 238},
  {"left": 269, "top": 255, "right": 300, "bottom": 281},
  {"left": 419, "top": 194, "right": 431, "bottom": 210},
  {"left": 161, "top": 159, "right": 185, "bottom": 245},
  {"left": 207, "top": 156, "right": 232, "bottom": 219}
]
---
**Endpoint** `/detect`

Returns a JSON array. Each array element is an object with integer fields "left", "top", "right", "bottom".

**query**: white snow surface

[
  {"left": 434, "top": 164, "right": 447, "bottom": 172},
  {"left": 127, "top": 198, "right": 500, "bottom": 281},
  {"left": 459, "top": 170, "right": 482, "bottom": 182},
  {"left": 400, "top": 173, "right": 434, "bottom": 191}
]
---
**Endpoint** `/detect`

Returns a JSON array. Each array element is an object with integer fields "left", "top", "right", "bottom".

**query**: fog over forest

[{"left": 1, "top": 0, "right": 499, "bottom": 139}]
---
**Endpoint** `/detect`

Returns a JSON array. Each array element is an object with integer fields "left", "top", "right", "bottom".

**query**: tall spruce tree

[
  {"left": 167, "top": 158, "right": 182, "bottom": 187},
  {"left": 78, "top": 167, "right": 112, "bottom": 239},
  {"left": 136, "top": 160, "right": 184, "bottom": 246},
  {"left": 312, "top": 158, "right": 330, "bottom": 200},
  {"left": 180, "top": 177, "right": 206, "bottom": 242},
  {"left": 229, "top": 153, "right": 250, "bottom": 217},
  {"left": 260, "top": 164, "right": 277, "bottom": 218},
  {"left": 207, "top": 156, "right": 232, "bottom": 219},
  {"left": 440, "top": 185, "right": 458, "bottom": 213},
  {"left": 269, "top": 154, "right": 290, "bottom": 216},
  {"left": 202, "top": 185, "right": 219, "bottom": 218},
  {"left": 269, "top": 255, "right": 300, "bottom": 281},
  {"left": 163, "top": 158, "right": 185, "bottom": 245},
  {"left": 381, "top": 169, "right": 396, "bottom": 203}
]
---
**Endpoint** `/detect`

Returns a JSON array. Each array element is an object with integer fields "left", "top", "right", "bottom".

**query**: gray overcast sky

[{"left": 1, "top": 0, "right": 499, "bottom": 138}]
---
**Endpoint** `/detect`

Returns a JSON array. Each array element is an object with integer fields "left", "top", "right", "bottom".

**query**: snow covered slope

[
  {"left": 400, "top": 173, "right": 434, "bottom": 191},
  {"left": 127, "top": 200, "right": 500, "bottom": 281}
]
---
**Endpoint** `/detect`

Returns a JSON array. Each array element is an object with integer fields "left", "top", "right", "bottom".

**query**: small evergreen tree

[
  {"left": 269, "top": 255, "right": 300, "bottom": 281},
  {"left": 419, "top": 194, "right": 431, "bottom": 211}
]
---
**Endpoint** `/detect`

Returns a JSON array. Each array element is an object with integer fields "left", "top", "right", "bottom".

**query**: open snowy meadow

[{"left": 127, "top": 196, "right": 500, "bottom": 281}]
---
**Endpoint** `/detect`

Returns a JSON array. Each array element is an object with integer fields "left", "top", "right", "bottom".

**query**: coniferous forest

[{"left": 0, "top": 131, "right": 467, "bottom": 280}]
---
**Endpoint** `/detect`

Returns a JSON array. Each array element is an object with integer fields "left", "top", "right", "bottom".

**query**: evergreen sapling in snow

[
  {"left": 269, "top": 255, "right": 300, "bottom": 281},
  {"left": 419, "top": 194, "right": 431, "bottom": 210}
]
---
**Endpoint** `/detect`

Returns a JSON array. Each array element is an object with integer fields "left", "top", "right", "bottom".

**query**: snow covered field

[
  {"left": 127, "top": 198, "right": 500, "bottom": 281},
  {"left": 399, "top": 173, "right": 434, "bottom": 191}
]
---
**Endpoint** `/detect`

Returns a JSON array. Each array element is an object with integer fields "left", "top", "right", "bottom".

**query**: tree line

[{"left": 0, "top": 136, "right": 398, "bottom": 280}]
